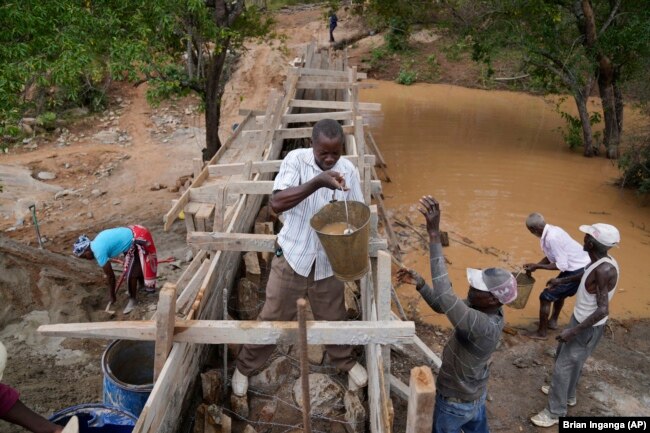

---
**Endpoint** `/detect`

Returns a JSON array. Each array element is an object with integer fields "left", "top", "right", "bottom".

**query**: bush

[
  {"left": 396, "top": 69, "right": 416, "bottom": 85},
  {"left": 619, "top": 133, "right": 650, "bottom": 194},
  {"left": 385, "top": 17, "right": 410, "bottom": 51}
]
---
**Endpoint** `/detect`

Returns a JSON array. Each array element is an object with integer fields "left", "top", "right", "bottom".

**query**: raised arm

[{"left": 397, "top": 196, "right": 493, "bottom": 334}]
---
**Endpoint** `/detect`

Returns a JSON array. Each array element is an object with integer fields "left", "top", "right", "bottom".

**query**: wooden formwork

[{"left": 39, "top": 42, "right": 441, "bottom": 433}]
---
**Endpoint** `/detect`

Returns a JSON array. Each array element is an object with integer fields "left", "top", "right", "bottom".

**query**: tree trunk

[
  {"left": 574, "top": 92, "right": 594, "bottom": 157},
  {"left": 202, "top": 43, "right": 229, "bottom": 161},
  {"left": 613, "top": 67, "right": 624, "bottom": 135},
  {"left": 598, "top": 55, "right": 620, "bottom": 158}
]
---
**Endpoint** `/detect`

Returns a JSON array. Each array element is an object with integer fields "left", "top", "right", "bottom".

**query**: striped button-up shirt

[{"left": 274, "top": 148, "right": 363, "bottom": 280}]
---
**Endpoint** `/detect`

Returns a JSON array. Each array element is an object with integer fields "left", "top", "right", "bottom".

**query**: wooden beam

[
  {"left": 154, "top": 283, "right": 176, "bottom": 382},
  {"left": 256, "top": 110, "right": 355, "bottom": 125},
  {"left": 405, "top": 367, "right": 435, "bottom": 433},
  {"left": 38, "top": 320, "right": 415, "bottom": 345},
  {"left": 187, "top": 231, "right": 387, "bottom": 256},
  {"left": 388, "top": 375, "right": 410, "bottom": 401},
  {"left": 243, "top": 125, "right": 355, "bottom": 141},
  {"left": 188, "top": 232, "right": 277, "bottom": 252},
  {"left": 298, "top": 67, "right": 367, "bottom": 79},
  {"left": 288, "top": 100, "right": 381, "bottom": 111},
  {"left": 207, "top": 155, "right": 368, "bottom": 178},
  {"left": 295, "top": 81, "right": 377, "bottom": 90}
]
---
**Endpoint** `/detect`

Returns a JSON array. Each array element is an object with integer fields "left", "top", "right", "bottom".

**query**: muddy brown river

[{"left": 362, "top": 80, "right": 650, "bottom": 328}]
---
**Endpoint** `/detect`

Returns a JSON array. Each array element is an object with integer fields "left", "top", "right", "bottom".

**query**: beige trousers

[{"left": 236, "top": 254, "right": 356, "bottom": 376}]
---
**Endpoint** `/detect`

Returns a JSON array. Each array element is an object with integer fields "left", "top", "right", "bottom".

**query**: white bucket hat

[
  {"left": 579, "top": 223, "right": 620, "bottom": 247},
  {"left": 466, "top": 267, "right": 518, "bottom": 304}
]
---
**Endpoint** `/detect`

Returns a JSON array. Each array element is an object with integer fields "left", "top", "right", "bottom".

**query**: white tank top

[{"left": 573, "top": 256, "right": 619, "bottom": 326}]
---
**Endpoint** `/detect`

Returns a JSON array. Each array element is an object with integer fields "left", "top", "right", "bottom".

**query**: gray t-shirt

[{"left": 417, "top": 243, "right": 504, "bottom": 402}]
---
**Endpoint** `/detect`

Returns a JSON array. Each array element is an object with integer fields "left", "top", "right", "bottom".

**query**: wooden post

[
  {"left": 405, "top": 367, "right": 435, "bottom": 433},
  {"left": 297, "top": 299, "right": 312, "bottom": 433},
  {"left": 154, "top": 283, "right": 177, "bottom": 382}
]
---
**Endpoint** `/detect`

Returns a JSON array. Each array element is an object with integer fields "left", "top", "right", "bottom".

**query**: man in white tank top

[{"left": 531, "top": 223, "right": 620, "bottom": 427}]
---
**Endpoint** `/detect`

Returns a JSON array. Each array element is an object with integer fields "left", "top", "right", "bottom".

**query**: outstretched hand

[
  {"left": 397, "top": 268, "right": 425, "bottom": 290},
  {"left": 418, "top": 195, "right": 441, "bottom": 239}
]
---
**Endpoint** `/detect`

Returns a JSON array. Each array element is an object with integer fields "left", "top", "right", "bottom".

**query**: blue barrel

[
  {"left": 102, "top": 340, "right": 154, "bottom": 417},
  {"left": 49, "top": 403, "right": 136, "bottom": 432}
]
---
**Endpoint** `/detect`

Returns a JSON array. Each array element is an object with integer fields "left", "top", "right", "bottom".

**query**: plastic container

[
  {"left": 310, "top": 200, "right": 371, "bottom": 281},
  {"left": 49, "top": 403, "right": 136, "bottom": 433},
  {"left": 102, "top": 340, "right": 154, "bottom": 418}
]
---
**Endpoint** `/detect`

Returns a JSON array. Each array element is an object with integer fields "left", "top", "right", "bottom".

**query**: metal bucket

[
  {"left": 49, "top": 403, "right": 136, "bottom": 432},
  {"left": 310, "top": 200, "right": 371, "bottom": 281},
  {"left": 101, "top": 340, "right": 154, "bottom": 418},
  {"left": 507, "top": 272, "right": 536, "bottom": 309}
]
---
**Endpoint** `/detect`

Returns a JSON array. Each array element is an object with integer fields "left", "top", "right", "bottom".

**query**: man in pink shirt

[{"left": 523, "top": 213, "right": 591, "bottom": 339}]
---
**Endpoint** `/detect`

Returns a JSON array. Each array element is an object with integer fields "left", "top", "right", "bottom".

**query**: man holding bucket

[
  {"left": 397, "top": 196, "right": 517, "bottom": 433},
  {"left": 523, "top": 213, "right": 590, "bottom": 340},
  {"left": 232, "top": 119, "right": 368, "bottom": 396}
]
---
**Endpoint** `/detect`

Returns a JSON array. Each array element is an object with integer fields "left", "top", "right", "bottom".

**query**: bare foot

[
  {"left": 548, "top": 320, "right": 558, "bottom": 330},
  {"left": 523, "top": 330, "right": 548, "bottom": 340}
]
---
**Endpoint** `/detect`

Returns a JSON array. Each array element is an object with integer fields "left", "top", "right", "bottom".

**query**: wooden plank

[
  {"left": 242, "top": 124, "right": 355, "bottom": 141},
  {"left": 255, "top": 110, "right": 355, "bottom": 124},
  {"left": 388, "top": 375, "right": 409, "bottom": 401},
  {"left": 295, "top": 81, "right": 376, "bottom": 90},
  {"left": 298, "top": 67, "right": 367, "bottom": 79},
  {"left": 174, "top": 250, "right": 207, "bottom": 293},
  {"left": 289, "top": 100, "right": 381, "bottom": 111},
  {"left": 376, "top": 251, "right": 392, "bottom": 321},
  {"left": 405, "top": 367, "right": 435, "bottom": 433},
  {"left": 38, "top": 320, "right": 415, "bottom": 345},
  {"left": 154, "top": 283, "right": 177, "bottom": 382},
  {"left": 176, "top": 258, "right": 211, "bottom": 315},
  {"left": 212, "top": 185, "right": 226, "bottom": 232},
  {"left": 188, "top": 232, "right": 277, "bottom": 252},
  {"left": 208, "top": 160, "right": 282, "bottom": 177},
  {"left": 188, "top": 231, "right": 387, "bottom": 256},
  {"left": 207, "top": 155, "right": 365, "bottom": 178},
  {"left": 190, "top": 181, "right": 273, "bottom": 202}
]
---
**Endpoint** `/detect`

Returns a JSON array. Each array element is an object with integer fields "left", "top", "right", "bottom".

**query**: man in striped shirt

[
  {"left": 398, "top": 196, "right": 517, "bottom": 433},
  {"left": 232, "top": 119, "right": 368, "bottom": 396}
]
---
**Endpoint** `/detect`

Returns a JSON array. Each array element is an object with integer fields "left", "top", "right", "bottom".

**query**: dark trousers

[{"left": 236, "top": 254, "right": 355, "bottom": 376}]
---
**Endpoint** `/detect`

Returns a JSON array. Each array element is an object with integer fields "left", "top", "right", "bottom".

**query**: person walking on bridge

[
  {"left": 523, "top": 213, "right": 590, "bottom": 339},
  {"left": 398, "top": 196, "right": 517, "bottom": 433},
  {"left": 531, "top": 223, "right": 620, "bottom": 427},
  {"left": 73, "top": 225, "right": 158, "bottom": 314},
  {"left": 232, "top": 119, "right": 368, "bottom": 396}
]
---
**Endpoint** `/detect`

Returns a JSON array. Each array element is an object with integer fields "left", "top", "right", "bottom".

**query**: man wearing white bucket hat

[
  {"left": 398, "top": 196, "right": 517, "bottom": 433},
  {"left": 0, "top": 341, "right": 79, "bottom": 432},
  {"left": 531, "top": 223, "right": 620, "bottom": 427},
  {"left": 232, "top": 119, "right": 368, "bottom": 396}
]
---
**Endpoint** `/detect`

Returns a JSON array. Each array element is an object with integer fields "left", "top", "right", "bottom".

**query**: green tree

[
  {"left": 456, "top": 0, "right": 650, "bottom": 158},
  {"left": 0, "top": 0, "right": 271, "bottom": 159}
]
